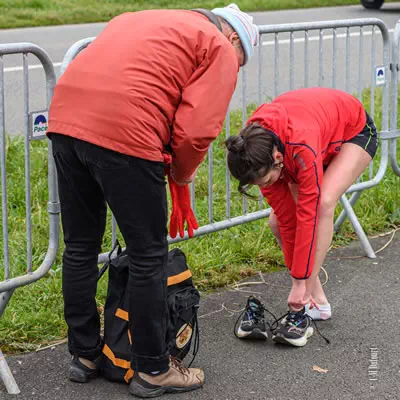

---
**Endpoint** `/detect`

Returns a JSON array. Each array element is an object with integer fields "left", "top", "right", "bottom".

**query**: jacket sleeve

[
  {"left": 170, "top": 44, "right": 238, "bottom": 183},
  {"left": 290, "top": 145, "right": 324, "bottom": 279},
  {"left": 260, "top": 180, "right": 297, "bottom": 271}
]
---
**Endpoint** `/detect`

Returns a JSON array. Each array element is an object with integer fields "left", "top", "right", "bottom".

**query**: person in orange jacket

[
  {"left": 226, "top": 88, "right": 378, "bottom": 347},
  {"left": 47, "top": 4, "right": 258, "bottom": 398}
]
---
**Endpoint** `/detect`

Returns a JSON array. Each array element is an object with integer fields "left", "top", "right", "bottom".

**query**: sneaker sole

[
  {"left": 236, "top": 327, "right": 268, "bottom": 340},
  {"left": 69, "top": 366, "right": 98, "bottom": 383},
  {"left": 272, "top": 327, "right": 314, "bottom": 347},
  {"left": 129, "top": 381, "right": 203, "bottom": 398}
]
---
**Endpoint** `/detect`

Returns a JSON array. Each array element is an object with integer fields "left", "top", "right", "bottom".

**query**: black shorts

[{"left": 345, "top": 112, "right": 378, "bottom": 159}]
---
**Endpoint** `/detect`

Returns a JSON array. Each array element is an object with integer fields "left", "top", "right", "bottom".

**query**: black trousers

[{"left": 50, "top": 133, "right": 169, "bottom": 373}]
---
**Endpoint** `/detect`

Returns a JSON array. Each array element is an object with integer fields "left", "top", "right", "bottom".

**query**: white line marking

[
  {"left": 4, "top": 62, "right": 62, "bottom": 73},
  {"left": 262, "top": 28, "right": 394, "bottom": 46}
]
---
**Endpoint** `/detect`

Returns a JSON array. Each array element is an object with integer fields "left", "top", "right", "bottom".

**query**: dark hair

[{"left": 225, "top": 124, "right": 276, "bottom": 198}]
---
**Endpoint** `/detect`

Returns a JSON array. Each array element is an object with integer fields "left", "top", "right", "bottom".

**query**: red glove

[
  {"left": 167, "top": 174, "right": 199, "bottom": 238},
  {"left": 162, "top": 153, "right": 199, "bottom": 238}
]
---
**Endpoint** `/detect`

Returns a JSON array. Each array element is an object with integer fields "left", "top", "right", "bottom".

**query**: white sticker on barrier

[
  {"left": 375, "top": 66, "right": 385, "bottom": 87},
  {"left": 30, "top": 111, "right": 48, "bottom": 139}
]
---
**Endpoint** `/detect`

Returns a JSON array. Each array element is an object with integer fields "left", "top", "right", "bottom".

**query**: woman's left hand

[{"left": 287, "top": 278, "right": 313, "bottom": 310}]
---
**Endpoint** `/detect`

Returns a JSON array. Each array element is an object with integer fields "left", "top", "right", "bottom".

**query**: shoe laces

[
  {"left": 306, "top": 314, "right": 330, "bottom": 344},
  {"left": 170, "top": 356, "right": 189, "bottom": 375},
  {"left": 286, "top": 309, "right": 305, "bottom": 326}
]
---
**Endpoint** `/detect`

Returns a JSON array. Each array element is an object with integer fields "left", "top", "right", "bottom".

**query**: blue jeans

[{"left": 50, "top": 133, "right": 169, "bottom": 373}]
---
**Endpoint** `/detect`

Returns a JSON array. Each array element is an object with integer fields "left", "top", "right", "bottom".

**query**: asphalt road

[
  {"left": 1, "top": 4, "right": 400, "bottom": 136},
  {"left": 2, "top": 233, "right": 400, "bottom": 399}
]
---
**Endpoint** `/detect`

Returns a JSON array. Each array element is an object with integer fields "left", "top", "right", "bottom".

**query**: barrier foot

[
  {"left": 340, "top": 194, "right": 376, "bottom": 259},
  {"left": 0, "top": 350, "right": 20, "bottom": 395}
]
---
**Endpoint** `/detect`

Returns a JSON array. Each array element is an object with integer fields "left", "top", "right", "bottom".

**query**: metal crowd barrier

[
  {"left": 390, "top": 20, "right": 400, "bottom": 177},
  {"left": 0, "top": 43, "right": 59, "bottom": 394},
  {"left": 1, "top": 17, "right": 400, "bottom": 394}
]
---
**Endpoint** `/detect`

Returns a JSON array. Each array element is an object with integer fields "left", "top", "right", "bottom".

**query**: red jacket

[
  {"left": 248, "top": 88, "right": 366, "bottom": 279},
  {"left": 48, "top": 11, "right": 239, "bottom": 183}
]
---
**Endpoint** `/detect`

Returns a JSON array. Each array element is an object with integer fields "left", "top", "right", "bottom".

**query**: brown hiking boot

[{"left": 129, "top": 357, "right": 204, "bottom": 398}]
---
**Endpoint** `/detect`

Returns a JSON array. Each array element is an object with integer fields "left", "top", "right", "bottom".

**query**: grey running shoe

[
  {"left": 272, "top": 308, "right": 313, "bottom": 347},
  {"left": 234, "top": 296, "right": 268, "bottom": 340}
]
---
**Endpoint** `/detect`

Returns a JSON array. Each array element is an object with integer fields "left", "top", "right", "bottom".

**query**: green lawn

[
  {"left": 0, "top": 89, "right": 399, "bottom": 353},
  {"left": 0, "top": 0, "right": 399, "bottom": 360},
  {"left": 0, "top": 0, "right": 368, "bottom": 29}
]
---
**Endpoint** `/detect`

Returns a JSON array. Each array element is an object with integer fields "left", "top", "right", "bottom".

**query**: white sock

[{"left": 305, "top": 303, "right": 332, "bottom": 320}]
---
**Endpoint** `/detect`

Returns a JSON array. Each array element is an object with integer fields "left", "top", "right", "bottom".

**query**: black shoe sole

[
  {"left": 69, "top": 365, "right": 98, "bottom": 383},
  {"left": 129, "top": 381, "right": 203, "bottom": 398}
]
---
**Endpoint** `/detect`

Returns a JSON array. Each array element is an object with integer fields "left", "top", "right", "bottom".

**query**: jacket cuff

[{"left": 290, "top": 274, "right": 310, "bottom": 280}]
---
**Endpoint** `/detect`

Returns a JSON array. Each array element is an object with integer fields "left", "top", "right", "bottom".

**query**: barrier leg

[
  {"left": 0, "top": 350, "right": 20, "bottom": 395},
  {"left": 340, "top": 194, "right": 376, "bottom": 259},
  {"left": 334, "top": 191, "right": 363, "bottom": 232},
  {"left": 0, "top": 290, "right": 14, "bottom": 318}
]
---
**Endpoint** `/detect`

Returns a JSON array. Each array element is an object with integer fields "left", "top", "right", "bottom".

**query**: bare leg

[{"left": 306, "top": 143, "right": 372, "bottom": 304}]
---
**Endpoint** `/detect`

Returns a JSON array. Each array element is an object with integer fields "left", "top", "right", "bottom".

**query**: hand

[
  {"left": 287, "top": 278, "right": 312, "bottom": 310},
  {"left": 308, "top": 299, "right": 320, "bottom": 310}
]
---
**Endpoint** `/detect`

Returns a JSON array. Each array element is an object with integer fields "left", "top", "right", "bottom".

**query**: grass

[
  {"left": 0, "top": 0, "right": 376, "bottom": 30},
  {"left": 0, "top": 89, "right": 399, "bottom": 354}
]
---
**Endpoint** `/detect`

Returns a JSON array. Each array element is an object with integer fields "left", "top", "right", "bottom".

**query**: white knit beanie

[{"left": 211, "top": 3, "right": 259, "bottom": 65}]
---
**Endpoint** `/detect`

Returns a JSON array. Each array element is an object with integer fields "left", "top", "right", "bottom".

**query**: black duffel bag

[{"left": 98, "top": 243, "right": 200, "bottom": 383}]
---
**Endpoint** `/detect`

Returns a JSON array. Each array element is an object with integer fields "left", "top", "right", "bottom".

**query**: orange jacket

[
  {"left": 48, "top": 11, "right": 239, "bottom": 183},
  {"left": 248, "top": 88, "right": 367, "bottom": 279}
]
